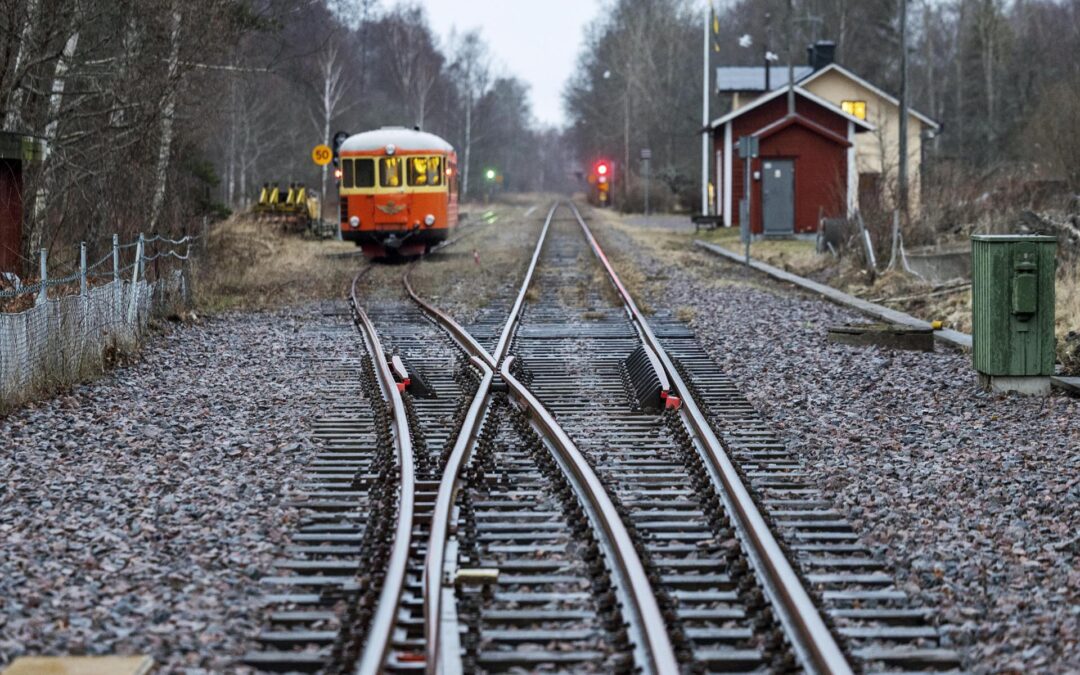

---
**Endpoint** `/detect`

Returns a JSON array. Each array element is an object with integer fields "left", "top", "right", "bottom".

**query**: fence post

[
  {"left": 36, "top": 248, "right": 47, "bottom": 306},
  {"left": 127, "top": 238, "right": 143, "bottom": 325},
  {"left": 113, "top": 234, "right": 122, "bottom": 313},
  {"left": 137, "top": 233, "right": 145, "bottom": 280},
  {"left": 79, "top": 242, "right": 87, "bottom": 296}
]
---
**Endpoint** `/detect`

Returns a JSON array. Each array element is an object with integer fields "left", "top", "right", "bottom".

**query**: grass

[
  {"left": 695, "top": 227, "right": 828, "bottom": 276},
  {"left": 195, "top": 215, "right": 361, "bottom": 312},
  {"left": 403, "top": 203, "right": 544, "bottom": 322},
  {"left": 594, "top": 208, "right": 1080, "bottom": 372}
]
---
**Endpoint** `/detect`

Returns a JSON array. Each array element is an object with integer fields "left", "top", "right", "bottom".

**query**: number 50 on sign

[{"left": 311, "top": 144, "right": 332, "bottom": 166}]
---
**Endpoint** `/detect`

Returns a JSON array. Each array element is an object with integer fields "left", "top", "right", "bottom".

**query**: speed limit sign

[{"left": 311, "top": 144, "right": 332, "bottom": 166}]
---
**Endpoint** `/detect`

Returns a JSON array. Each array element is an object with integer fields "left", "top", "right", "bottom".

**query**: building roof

[
  {"left": 797, "top": 63, "right": 940, "bottom": 130},
  {"left": 708, "top": 85, "right": 875, "bottom": 132},
  {"left": 751, "top": 114, "right": 852, "bottom": 147},
  {"left": 340, "top": 127, "right": 454, "bottom": 154},
  {"left": 716, "top": 66, "right": 814, "bottom": 92}
]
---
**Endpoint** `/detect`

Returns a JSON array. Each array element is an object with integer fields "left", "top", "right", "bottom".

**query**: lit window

[
  {"left": 380, "top": 157, "right": 402, "bottom": 187},
  {"left": 842, "top": 100, "right": 867, "bottom": 120},
  {"left": 407, "top": 156, "right": 443, "bottom": 186}
]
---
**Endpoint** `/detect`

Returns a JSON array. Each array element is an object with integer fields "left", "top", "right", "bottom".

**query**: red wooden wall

[
  {"left": 718, "top": 94, "right": 850, "bottom": 234},
  {"left": 0, "top": 159, "right": 23, "bottom": 274}
]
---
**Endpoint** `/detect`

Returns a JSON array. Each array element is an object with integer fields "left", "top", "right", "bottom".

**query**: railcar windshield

[
  {"left": 342, "top": 158, "right": 375, "bottom": 189},
  {"left": 407, "top": 156, "right": 443, "bottom": 186},
  {"left": 379, "top": 157, "right": 403, "bottom": 187}
]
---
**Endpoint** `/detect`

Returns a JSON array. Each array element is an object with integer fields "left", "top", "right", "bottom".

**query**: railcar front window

[
  {"left": 342, "top": 159, "right": 354, "bottom": 188},
  {"left": 353, "top": 158, "right": 375, "bottom": 188},
  {"left": 407, "top": 156, "right": 443, "bottom": 186},
  {"left": 380, "top": 157, "right": 402, "bottom": 187}
]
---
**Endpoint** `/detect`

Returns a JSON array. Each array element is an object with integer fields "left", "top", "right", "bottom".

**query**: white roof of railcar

[{"left": 340, "top": 127, "right": 454, "bottom": 153}]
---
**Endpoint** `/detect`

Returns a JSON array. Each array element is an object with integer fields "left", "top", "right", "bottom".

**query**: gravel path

[
  {"left": 0, "top": 306, "right": 334, "bottom": 672},
  {"left": 595, "top": 217, "right": 1080, "bottom": 673}
]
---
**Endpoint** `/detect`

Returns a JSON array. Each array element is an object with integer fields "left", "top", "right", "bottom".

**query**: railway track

[{"left": 246, "top": 201, "right": 961, "bottom": 673}]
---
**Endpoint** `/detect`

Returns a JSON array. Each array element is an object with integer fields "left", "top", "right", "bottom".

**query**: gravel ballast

[
  {"left": 595, "top": 216, "right": 1079, "bottom": 672},
  {"left": 0, "top": 306, "right": 336, "bottom": 672}
]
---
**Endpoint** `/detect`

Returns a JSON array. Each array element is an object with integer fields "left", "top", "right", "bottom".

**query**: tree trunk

[
  {"left": 227, "top": 72, "right": 238, "bottom": 207},
  {"left": 623, "top": 90, "right": 631, "bottom": 208},
  {"left": 148, "top": 7, "right": 183, "bottom": 233},
  {"left": 462, "top": 96, "right": 472, "bottom": 198},
  {"left": 3, "top": 0, "right": 39, "bottom": 131},
  {"left": 29, "top": 28, "right": 81, "bottom": 254}
]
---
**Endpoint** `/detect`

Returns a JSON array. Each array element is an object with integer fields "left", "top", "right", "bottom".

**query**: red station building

[{"left": 709, "top": 87, "right": 873, "bottom": 236}]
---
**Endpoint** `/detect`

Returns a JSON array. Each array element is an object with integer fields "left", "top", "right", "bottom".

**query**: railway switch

[{"left": 971, "top": 234, "right": 1057, "bottom": 395}]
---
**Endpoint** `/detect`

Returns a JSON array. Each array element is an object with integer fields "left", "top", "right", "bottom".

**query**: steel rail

[
  {"left": 567, "top": 201, "right": 854, "bottom": 675},
  {"left": 403, "top": 203, "right": 555, "bottom": 674},
  {"left": 404, "top": 202, "right": 679, "bottom": 675},
  {"left": 491, "top": 202, "right": 559, "bottom": 365},
  {"left": 348, "top": 268, "right": 417, "bottom": 675},
  {"left": 499, "top": 356, "right": 680, "bottom": 675}
]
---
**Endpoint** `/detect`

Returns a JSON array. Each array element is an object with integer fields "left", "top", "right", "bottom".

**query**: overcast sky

[{"left": 414, "top": 0, "right": 605, "bottom": 128}]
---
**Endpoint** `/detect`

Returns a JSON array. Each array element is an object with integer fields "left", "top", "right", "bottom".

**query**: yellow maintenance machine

[{"left": 253, "top": 182, "right": 319, "bottom": 229}]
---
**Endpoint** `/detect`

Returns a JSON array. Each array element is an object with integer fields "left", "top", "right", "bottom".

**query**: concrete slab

[
  {"left": 2, "top": 657, "right": 154, "bottom": 675},
  {"left": 1053, "top": 376, "right": 1080, "bottom": 394},
  {"left": 978, "top": 374, "right": 1052, "bottom": 396},
  {"left": 694, "top": 239, "right": 1075, "bottom": 396}
]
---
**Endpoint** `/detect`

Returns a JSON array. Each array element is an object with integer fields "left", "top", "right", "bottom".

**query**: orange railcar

[{"left": 338, "top": 127, "right": 459, "bottom": 259}]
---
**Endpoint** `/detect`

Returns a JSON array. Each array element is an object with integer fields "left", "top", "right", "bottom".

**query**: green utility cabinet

[{"left": 971, "top": 234, "right": 1057, "bottom": 376}]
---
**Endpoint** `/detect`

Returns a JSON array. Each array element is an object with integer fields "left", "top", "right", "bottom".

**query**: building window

[{"left": 842, "top": 100, "right": 867, "bottom": 120}]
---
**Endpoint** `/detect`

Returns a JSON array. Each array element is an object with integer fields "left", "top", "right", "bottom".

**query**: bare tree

[
  {"left": 309, "top": 39, "right": 354, "bottom": 209},
  {"left": 148, "top": 6, "right": 183, "bottom": 232},
  {"left": 382, "top": 5, "right": 442, "bottom": 129},
  {"left": 448, "top": 29, "right": 490, "bottom": 199}
]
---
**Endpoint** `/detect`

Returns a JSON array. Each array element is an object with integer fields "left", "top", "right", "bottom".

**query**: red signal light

[{"left": 596, "top": 162, "right": 609, "bottom": 176}]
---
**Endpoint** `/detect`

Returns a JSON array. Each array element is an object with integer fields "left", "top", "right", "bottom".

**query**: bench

[{"left": 692, "top": 215, "right": 723, "bottom": 232}]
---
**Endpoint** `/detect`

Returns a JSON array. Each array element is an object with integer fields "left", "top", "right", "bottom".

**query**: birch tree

[
  {"left": 449, "top": 30, "right": 490, "bottom": 199},
  {"left": 2, "top": 0, "right": 40, "bottom": 131},
  {"left": 381, "top": 5, "right": 442, "bottom": 129},
  {"left": 310, "top": 39, "right": 353, "bottom": 209},
  {"left": 148, "top": 6, "right": 183, "bottom": 233}
]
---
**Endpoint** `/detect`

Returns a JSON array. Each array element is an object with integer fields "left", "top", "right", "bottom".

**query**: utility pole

[
  {"left": 786, "top": 0, "right": 795, "bottom": 116},
  {"left": 701, "top": 7, "right": 710, "bottom": 215},
  {"left": 764, "top": 12, "right": 772, "bottom": 91},
  {"left": 897, "top": 0, "right": 910, "bottom": 215}
]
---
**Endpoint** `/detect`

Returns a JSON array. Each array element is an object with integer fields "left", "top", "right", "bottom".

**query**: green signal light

[{"left": 485, "top": 169, "right": 496, "bottom": 181}]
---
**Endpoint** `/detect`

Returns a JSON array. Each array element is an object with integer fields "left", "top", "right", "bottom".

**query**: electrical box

[{"left": 971, "top": 234, "right": 1057, "bottom": 377}]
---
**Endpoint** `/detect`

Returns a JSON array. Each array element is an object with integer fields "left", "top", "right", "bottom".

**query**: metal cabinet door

[{"left": 762, "top": 160, "right": 794, "bottom": 235}]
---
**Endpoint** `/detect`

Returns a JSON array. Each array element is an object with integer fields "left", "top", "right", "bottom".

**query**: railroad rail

[
  {"left": 567, "top": 200, "right": 851, "bottom": 673},
  {"left": 247, "top": 200, "right": 959, "bottom": 674},
  {"left": 406, "top": 203, "right": 679, "bottom": 674}
]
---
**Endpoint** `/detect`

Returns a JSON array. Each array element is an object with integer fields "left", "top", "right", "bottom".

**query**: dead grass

[
  {"left": 675, "top": 306, "right": 696, "bottom": 322},
  {"left": 1056, "top": 264, "right": 1080, "bottom": 336},
  {"left": 195, "top": 215, "right": 361, "bottom": 312},
  {"left": 590, "top": 208, "right": 1080, "bottom": 367},
  {"left": 405, "top": 204, "right": 545, "bottom": 322},
  {"left": 695, "top": 227, "right": 829, "bottom": 277}
]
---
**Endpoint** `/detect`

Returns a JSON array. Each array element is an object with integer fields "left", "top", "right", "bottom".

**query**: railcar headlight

[
  {"left": 385, "top": 144, "right": 396, "bottom": 156},
  {"left": 349, "top": 216, "right": 360, "bottom": 229},
  {"left": 424, "top": 214, "right": 435, "bottom": 226}
]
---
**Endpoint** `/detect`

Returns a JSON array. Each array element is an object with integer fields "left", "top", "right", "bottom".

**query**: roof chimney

[{"left": 807, "top": 40, "right": 836, "bottom": 71}]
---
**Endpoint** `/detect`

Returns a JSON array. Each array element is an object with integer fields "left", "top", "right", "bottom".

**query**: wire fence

[{"left": 0, "top": 233, "right": 197, "bottom": 409}]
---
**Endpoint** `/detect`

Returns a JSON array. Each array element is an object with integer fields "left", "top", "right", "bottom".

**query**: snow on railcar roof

[{"left": 341, "top": 127, "right": 454, "bottom": 153}]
